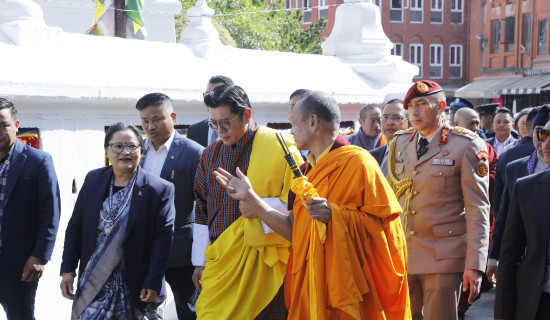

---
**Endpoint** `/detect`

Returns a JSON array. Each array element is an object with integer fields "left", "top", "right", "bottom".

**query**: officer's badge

[
  {"left": 455, "top": 98, "right": 460, "bottom": 103},
  {"left": 477, "top": 151, "right": 489, "bottom": 161},
  {"left": 476, "top": 162, "right": 489, "bottom": 177},
  {"left": 442, "top": 148, "right": 451, "bottom": 156},
  {"left": 417, "top": 81, "right": 429, "bottom": 93}
]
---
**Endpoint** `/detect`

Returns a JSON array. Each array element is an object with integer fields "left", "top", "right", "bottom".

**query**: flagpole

[{"left": 114, "top": 0, "right": 127, "bottom": 38}]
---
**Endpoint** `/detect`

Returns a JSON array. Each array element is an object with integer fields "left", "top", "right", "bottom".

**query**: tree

[{"left": 176, "top": 0, "right": 326, "bottom": 54}]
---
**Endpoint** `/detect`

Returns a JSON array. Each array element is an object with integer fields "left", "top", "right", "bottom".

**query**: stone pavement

[{"left": 464, "top": 287, "right": 495, "bottom": 320}]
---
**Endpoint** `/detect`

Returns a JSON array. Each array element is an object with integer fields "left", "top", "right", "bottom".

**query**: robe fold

[{"left": 285, "top": 144, "right": 411, "bottom": 320}]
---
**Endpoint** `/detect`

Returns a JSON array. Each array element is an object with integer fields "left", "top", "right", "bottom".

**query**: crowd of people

[{"left": 1, "top": 75, "right": 549, "bottom": 320}]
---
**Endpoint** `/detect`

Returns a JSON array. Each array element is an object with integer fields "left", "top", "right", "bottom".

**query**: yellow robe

[
  {"left": 196, "top": 126, "right": 302, "bottom": 319},
  {"left": 285, "top": 145, "right": 411, "bottom": 319}
]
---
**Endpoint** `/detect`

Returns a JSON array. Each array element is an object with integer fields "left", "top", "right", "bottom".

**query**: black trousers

[
  {"left": 165, "top": 265, "right": 197, "bottom": 320},
  {"left": 536, "top": 292, "right": 550, "bottom": 320},
  {"left": 0, "top": 255, "right": 38, "bottom": 320}
]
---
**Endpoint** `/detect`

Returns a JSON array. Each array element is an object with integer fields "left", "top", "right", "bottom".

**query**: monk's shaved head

[{"left": 454, "top": 108, "right": 480, "bottom": 132}]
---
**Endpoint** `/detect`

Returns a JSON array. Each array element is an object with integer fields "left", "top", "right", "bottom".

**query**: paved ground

[{"left": 465, "top": 287, "right": 495, "bottom": 320}]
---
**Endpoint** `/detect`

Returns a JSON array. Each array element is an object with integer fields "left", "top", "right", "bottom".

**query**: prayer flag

[
  {"left": 126, "top": 0, "right": 148, "bottom": 39},
  {"left": 87, "top": 0, "right": 115, "bottom": 37}
]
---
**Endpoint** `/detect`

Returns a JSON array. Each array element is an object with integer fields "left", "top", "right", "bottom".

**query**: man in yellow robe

[
  {"left": 192, "top": 85, "right": 302, "bottom": 319},
  {"left": 215, "top": 91, "right": 411, "bottom": 319}
]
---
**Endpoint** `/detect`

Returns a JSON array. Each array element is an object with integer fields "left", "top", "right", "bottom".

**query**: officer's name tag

[{"left": 432, "top": 158, "right": 454, "bottom": 166}]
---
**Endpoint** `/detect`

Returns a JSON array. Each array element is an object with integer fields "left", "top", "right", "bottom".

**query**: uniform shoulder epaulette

[
  {"left": 394, "top": 127, "right": 415, "bottom": 136},
  {"left": 450, "top": 126, "right": 478, "bottom": 140}
]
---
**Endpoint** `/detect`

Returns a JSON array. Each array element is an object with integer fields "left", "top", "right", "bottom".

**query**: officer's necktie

[{"left": 417, "top": 137, "right": 429, "bottom": 159}]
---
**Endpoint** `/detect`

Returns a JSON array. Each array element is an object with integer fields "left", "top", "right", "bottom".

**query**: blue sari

[{"left": 72, "top": 175, "right": 163, "bottom": 320}]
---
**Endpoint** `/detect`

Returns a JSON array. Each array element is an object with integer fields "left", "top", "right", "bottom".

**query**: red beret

[{"left": 404, "top": 80, "right": 443, "bottom": 109}]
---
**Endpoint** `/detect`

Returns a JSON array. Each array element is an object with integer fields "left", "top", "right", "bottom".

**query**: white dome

[{"left": 0, "top": 0, "right": 44, "bottom": 23}]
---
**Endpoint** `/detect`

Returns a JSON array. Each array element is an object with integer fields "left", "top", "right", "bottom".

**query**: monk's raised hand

[
  {"left": 214, "top": 167, "right": 252, "bottom": 201},
  {"left": 305, "top": 197, "right": 331, "bottom": 223}
]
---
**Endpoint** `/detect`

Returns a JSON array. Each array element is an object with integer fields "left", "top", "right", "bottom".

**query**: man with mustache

[{"left": 369, "top": 99, "right": 409, "bottom": 176}]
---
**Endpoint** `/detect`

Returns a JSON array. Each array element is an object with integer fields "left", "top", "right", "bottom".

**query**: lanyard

[{"left": 105, "top": 170, "right": 137, "bottom": 222}]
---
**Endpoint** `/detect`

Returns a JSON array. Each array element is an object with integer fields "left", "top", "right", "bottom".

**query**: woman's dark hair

[
  {"left": 104, "top": 122, "right": 144, "bottom": 155},
  {"left": 203, "top": 85, "right": 251, "bottom": 116}
]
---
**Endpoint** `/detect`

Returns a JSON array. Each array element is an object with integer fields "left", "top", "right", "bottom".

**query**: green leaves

[{"left": 177, "top": 0, "right": 326, "bottom": 54}]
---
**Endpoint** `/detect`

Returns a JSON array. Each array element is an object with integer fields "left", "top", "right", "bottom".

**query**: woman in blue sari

[{"left": 60, "top": 122, "right": 175, "bottom": 319}]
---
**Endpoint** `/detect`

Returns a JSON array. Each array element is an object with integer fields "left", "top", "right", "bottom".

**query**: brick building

[
  {"left": 293, "top": 0, "right": 469, "bottom": 97},
  {"left": 458, "top": 0, "right": 550, "bottom": 109}
]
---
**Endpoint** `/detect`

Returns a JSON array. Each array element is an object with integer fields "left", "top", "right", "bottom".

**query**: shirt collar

[
  {"left": 307, "top": 143, "right": 333, "bottom": 167},
  {"left": 145, "top": 130, "right": 176, "bottom": 152},
  {"left": 418, "top": 126, "right": 441, "bottom": 145},
  {"left": 495, "top": 135, "right": 513, "bottom": 146}
]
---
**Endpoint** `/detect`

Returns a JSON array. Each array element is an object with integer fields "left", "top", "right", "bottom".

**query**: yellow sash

[{"left": 196, "top": 127, "right": 302, "bottom": 319}]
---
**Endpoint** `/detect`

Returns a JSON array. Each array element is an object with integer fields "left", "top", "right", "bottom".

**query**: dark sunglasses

[{"left": 536, "top": 127, "right": 550, "bottom": 142}]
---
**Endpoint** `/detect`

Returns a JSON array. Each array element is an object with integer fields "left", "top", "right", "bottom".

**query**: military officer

[{"left": 387, "top": 80, "right": 490, "bottom": 320}]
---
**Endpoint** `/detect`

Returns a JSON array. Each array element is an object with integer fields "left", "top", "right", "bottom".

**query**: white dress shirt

[
  {"left": 142, "top": 130, "right": 176, "bottom": 176},
  {"left": 493, "top": 135, "right": 514, "bottom": 156}
]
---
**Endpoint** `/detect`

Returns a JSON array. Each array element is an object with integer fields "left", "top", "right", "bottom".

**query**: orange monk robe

[{"left": 285, "top": 144, "right": 411, "bottom": 320}]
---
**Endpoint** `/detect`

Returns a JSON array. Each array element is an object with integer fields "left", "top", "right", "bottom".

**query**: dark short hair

[
  {"left": 495, "top": 107, "right": 513, "bottom": 119},
  {"left": 289, "top": 89, "right": 311, "bottom": 101},
  {"left": 208, "top": 75, "right": 234, "bottom": 86},
  {"left": 385, "top": 98, "right": 404, "bottom": 106},
  {"left": 383, "top": 99, "right": 408, "bottom": 118},
  {"left": 297, "top": 91, "right": 340, "bottom": 125},
  {"left": 203, "top": 85, "right": 251, "bottom": 115},
  {"left": 104, "top": 122, "right": 144, "bottom": 155},
  {"left": 135, "top": 93, "right": 173, "bottom": 112},
  {"left": 0, "top": 98, "right": 17, "bottom": 121},
  {"left": 359, "top": 104, "right": 380, "bottom": 120}
]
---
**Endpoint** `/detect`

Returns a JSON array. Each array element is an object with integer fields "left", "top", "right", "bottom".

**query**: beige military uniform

[{"left": 387, "top": 125, "right": 490, "bottom": 319}]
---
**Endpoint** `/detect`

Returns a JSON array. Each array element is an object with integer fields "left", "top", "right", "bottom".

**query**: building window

[
  {"left": 539, "top": 19, "right": 547, "bottom": 56},
  {"left": 318, "top": 0, "right": 328, "bottom": 20},
  {"left": 431, "top": 0, "right": 443, "bottom": 24},
  {"left": 392, "top": 43, "right": 403, "bottom": 57},
  {"left": 287, "top": 0, "right": 297, "bottom": 8},
  {"left": 390, "top": 0, "right": 403, "bottom": 23},
  {"left": 303, "top": 0, "right": 312, "bottom": 24},
  {"left": 522, "top": 13, "right": 531, "bottom": 52},
  {"left": 410, "top": 44, "right": 423, "bottom": 78},
  {"left": 491, "top": 19, "right": 501, "bottom": 54},
  {"left": 450, "top": 45, "right": 462, "bottom": 78},
  {"left": 451, "top": 0, "right": 463, "bottom": 24},
  {"left": 410, "top": 0, "right": 423, "bottom": 23},
  {"left": 429, "top": 44, "right": 443, "bottom": 78},
  {"left": 504, "top": 17, "right": 515, "bottom": 52}
]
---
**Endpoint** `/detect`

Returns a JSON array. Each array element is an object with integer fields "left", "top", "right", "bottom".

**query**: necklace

[{"left": 100, "top": 170, "right": 137, "bottom": 233}]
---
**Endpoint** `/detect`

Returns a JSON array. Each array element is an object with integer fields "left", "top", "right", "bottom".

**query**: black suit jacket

[
  {"left": 492, "top": 137, "right": 534, "bottom": 225},
  {"left": 187, "top": 119, "right": 210, "bottom": 148},
  {"left": 2, "top": 140, "right": 60, "bottom": 272},
  {"left": 489, "top": 155, "right": 529, "bottom": 260},
  {"left": 495, "top": 170, "right": 550, "bottom": 320},
  {"left": 61, "top": 166, "right": 175, "bottom": 309},
  {"left": 369, "top": 145, "right": 387, "bottom": 167},
  {"left": 155, "top": 134, "right": 203, "bottom": 267}
]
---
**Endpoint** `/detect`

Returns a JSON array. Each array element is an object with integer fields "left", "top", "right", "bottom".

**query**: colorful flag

[
  {"left": 86, "top": 0, "right": 115, "bottom": 37},
  {"left": 17, "top": 128, "right": 40, "bottom": 149},
  {"left": 86, "top": 0, "right": 147, "bottom": 39},
  {"left": 126, "top": 0, "right": 148, "bottom": 39}
]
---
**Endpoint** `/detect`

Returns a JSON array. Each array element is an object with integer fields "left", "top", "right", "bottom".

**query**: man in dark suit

[
  {"left": 0, "top": 98, "right": 60, "bottom": 319},
  {"left": 137, "top": 93, "right": 204, "bottom": 319},
  {"left": 369, "top": 99, "right": 409, "bottom": 175},
  {"left": 487, "top": 105, "right": 550, "bottom": 283},
  {"left": 495, "top": 133, "right": 550, "bottom": 319},
  {"left": 187, "top": 75, "right": 234, "bottom": 147}
]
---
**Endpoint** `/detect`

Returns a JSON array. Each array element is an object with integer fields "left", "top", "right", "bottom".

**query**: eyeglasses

[
  {"left": 536, "top": 127, "right": 550, "bottom": 142},
  {"left": 108, "top": 143, "right": 141, "bottom": 154},
  {"left": 207, "top": 113, "right": 242, "bottom": 130},
  {"left": 381, "top": 115, "right": 406, "bottom": 123}
]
